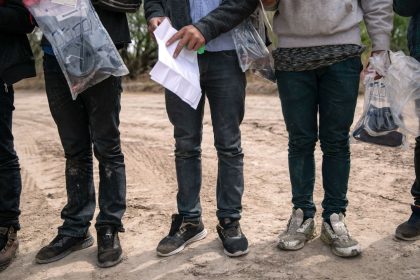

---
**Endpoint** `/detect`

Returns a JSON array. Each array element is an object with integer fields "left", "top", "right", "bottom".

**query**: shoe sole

[
  {"left": 35, "top": 236, "right": 94, "bottom": 264},
  {"left": 157, "top": 229, "right": 208, "bottom": 257},
  {"left": 277, "top": 231, "right": 317, "bottom": 251},
  {"left": 97, "top": 254, "right": 123, "bottom": 268},
  {"left": 223, "top": 248, "right": 249, "bottom": 258},
  {"left": 320, "top": 234, "right": 361, "bottom": 258},
  {"left": 394, "top": 232, "right": 420, "bottom": 241}
]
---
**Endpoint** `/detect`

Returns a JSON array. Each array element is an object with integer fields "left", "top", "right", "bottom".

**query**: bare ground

[{"left": 2, "top": 88, "right": 420, "bottom": 280}]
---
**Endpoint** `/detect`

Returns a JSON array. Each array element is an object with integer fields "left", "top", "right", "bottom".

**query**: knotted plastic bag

[{"left": 24, "top": 0, "right": 129, "bottom": 99}]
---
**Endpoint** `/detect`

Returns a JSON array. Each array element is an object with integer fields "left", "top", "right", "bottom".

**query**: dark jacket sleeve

[
  {"left": 144, "top": 0, "right": 165, "bottom": 22},
  {"left": 394, "top": 0, "right": 420, "bottom": 17},
  {"left": 193, "top": 0, "right": 259, "bottom": 43},
  {"left": 0, "top": 0, "right": 34, "bottom": 34}
]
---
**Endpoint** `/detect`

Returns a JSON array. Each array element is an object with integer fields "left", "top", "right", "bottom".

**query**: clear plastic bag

[
  {"left": 378, "top": 51, "right": 420, "bottom": 137},
  {"left": 352, "top": 73, "right": 407, "bottom": 148},
  {"left": 24, "top": 0, "right": 129, "bottom": 99},
  {"left": 232, "top": 5, "right": 275, "bottom": 82}
]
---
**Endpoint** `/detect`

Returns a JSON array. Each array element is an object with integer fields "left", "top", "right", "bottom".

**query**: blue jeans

[
  {"left": 0, "top": 82, "right": 22, "bottom": 230},
  {"left": 166, "top": 51, "right": 246, "bottom": 220},
  {"left": 275, "top": 57, "right": 363, "bottom": 219},
  {"left": 43, "top": 55, "right": 126, "bottom": 237}
]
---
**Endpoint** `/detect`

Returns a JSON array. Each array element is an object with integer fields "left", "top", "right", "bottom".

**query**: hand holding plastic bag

[
  {"left": 375, "top": 51, "right": 420, "bottom": 137},
  {"left": 352, "top": 54, "right": 407, "bottom": 148},
  {"left": 24, "top": 0, "right": 129, "bottom": 99}
]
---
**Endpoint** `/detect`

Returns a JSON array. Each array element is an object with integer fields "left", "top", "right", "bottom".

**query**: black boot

[
  {"left": 395, "top": 205, "right": 420, "bottom": 241},
  {"left": 97, "top": 226, "right": 123, "bottom": 268},
  {"left": 0, "top": 226, "right": 19, "bottom": 272},
  {"left": 217, "top": 218, "right": 249, "bottom": 257},
  {"left": 35, "top": 232, "right": 94, "bottom": 264},
  {"left": 156, "top": 214, "right": 207, "bottom": 257}
]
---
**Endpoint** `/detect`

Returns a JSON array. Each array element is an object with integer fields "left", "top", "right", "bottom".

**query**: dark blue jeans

[
  {"left": 43, "top": 55, "right": 126, "bottom": 237},
  {"left": 0, "top": 82, "right": 21, "bottom": 230},
  {"left": 166, "top": 51, "right": 246, "bottom": 220},
  {"left": 276, "top": 57, "right": 363, "bottom": 219}
]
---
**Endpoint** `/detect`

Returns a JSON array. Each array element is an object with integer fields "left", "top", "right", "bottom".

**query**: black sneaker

[
  {"left": 35, "top": 232, "right": 94, "bottom": 264},
  {"left": 217, "top": 218, "right": 249, "bottom": 257},
  {"left": 0, "top": 226, "right": 19, "bottom": 272},
  {"left": 97, "top": 226, "right": 123, "bottom": 268},
  {"left": 395, "top": 205, "right": 420, "bottom": 241},
  {"left": 156, "top": 214, "right": 207, "bottom": 257}
]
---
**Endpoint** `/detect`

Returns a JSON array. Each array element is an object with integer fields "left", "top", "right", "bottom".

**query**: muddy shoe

[
  {"left": 217, "top": 218, "right": 249, "bottom": 257},
  {"left": 320, "top": 213, "right": 361, "bottom": 258},
  {"left": 278, "top": 208, "right": 316, "bottom": 251},
  {"left": 395, "top": 205, "right": 420, "bottom": 241},
  {"left": 156, "top": 214, "right": 207, "bottom": 257},
  {"left": 97, "top": 226, "right": 123, "bottom": 268},
  {"left": 0, "top": 226, "right": 19, "bottom": 272},
  {"left": 35, "top": 232, "right": 94, "bottom": 264}
]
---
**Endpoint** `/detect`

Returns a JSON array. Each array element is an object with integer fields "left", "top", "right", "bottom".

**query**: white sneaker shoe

[{"left": 320, "top": 213, "right": 361, "bottom": 258}]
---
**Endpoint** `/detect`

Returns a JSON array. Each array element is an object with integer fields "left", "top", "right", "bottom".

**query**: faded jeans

[
  {"left": 43, "top": 54, "right": 126, "bottom": 237},
  {"left": 166, "top": 50, "right": 246, "bottom": 220}
]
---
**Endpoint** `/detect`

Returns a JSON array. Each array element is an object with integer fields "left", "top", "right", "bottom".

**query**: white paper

[{"left": 150, "top": 19, "right": 202, "bottom": 109}]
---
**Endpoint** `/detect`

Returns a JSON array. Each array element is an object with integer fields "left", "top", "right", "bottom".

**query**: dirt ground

[{"left": 2, "top": 85, "right": 420, "bottom": 280}]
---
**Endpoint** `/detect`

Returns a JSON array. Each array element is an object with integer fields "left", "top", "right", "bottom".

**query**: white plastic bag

[
  {"left": 25, "top": 0, "right": 129, "bottom": 99},
  {"left": 378, "top": 51, "right": 420, "bottom": 137},
  {"left": 352, "top": 61, "right": 407, "bottom": 148}
]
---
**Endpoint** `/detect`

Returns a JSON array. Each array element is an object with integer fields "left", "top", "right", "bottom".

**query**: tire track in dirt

[{"left": 2, "top": 91, "right": 419, "bottom": 280}]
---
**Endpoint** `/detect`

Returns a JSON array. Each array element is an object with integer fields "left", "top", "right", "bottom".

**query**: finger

[
  {"left": 191, "top": 41, "right": 202, "bottom": 51},
  {"left": 148, "top": 25, "right": 155, "bottom": 33},
  {"left": 166, "top": 30, "right": 184, "bottom": 47},
  {"left": 173, "top": 35, "right": 190, "bottom": 58},
  {"left": 187, "top": 36, "right": 197, "bottom": 50},
  {"left": 193, "top": 39, "right": 205, "bottom": 51}
]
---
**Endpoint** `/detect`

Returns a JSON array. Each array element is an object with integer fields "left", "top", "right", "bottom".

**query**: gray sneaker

[
  {"left": 320, "top": 213, "right": 361, "bottom": 258},
  {"left": 278, "top": 208, "right": 316, "bottom": 251}
]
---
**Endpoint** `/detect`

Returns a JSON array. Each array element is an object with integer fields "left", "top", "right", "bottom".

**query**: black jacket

[
  {"left": 144, "top": 0, "right": 259, "bottom": 44},
  {"left": 41, "top": 5, "right": 132, "bottom": 50},
  {"left": 0, "top": 0, "right": 36, "bottom": 85}
]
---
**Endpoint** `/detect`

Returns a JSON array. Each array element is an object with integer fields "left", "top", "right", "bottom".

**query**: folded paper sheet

[{"left": 150, "top": 19, "right": 202, "bottom": 109}]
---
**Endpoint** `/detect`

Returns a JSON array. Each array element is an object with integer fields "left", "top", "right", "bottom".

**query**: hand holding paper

[
  {"left": 150, "top": 19, "right": 202, "bottom": 109},
  {"left": 166, "top": 25, "right": 206, "bottom": 58}
]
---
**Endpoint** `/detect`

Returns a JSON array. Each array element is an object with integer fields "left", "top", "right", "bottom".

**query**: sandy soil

[{"left": 2, "top": 87, "right": 420, "bottom": 280}]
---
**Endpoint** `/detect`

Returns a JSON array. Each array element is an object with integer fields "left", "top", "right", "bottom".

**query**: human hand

[
  {"left": 362, "top": 50, "right": 387, "bottom": 81},
  {"left": 148, "top": 17, "right": 167, "bottom": 34},
  {"left": 166, "top": 25, "right": 206, "bottom": 58}
]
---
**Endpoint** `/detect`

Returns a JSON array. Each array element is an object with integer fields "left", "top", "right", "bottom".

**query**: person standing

[
  {"left": 262, "top": 0, "right": 393, "bottom": 257},
  {"left": 0, "top": 0, "right": 36, "bottom": 271},
  {"left": 34, "top": 6, "right": 133, "bottom": 268},
  {"left": 144, "top": 0, "right": 258, "bottom": 257},
  {"left": 393, "top": 0, "right": 420, "bottom": 241}
]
